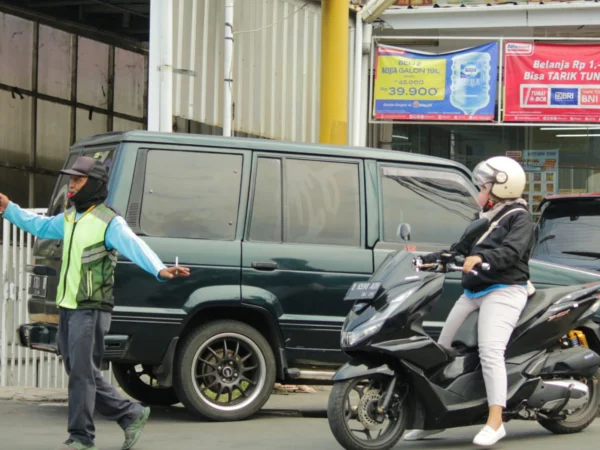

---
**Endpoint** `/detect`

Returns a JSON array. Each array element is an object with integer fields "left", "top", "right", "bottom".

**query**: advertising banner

[
  {"left": 359, "top": 0, "right": 591, "bottom": 8},
  {"left": 504, "top": 42, "right": 600, "bottom": 122},
  {"left": 362, "top": 0, "right": 591, "bottom": 5},
  {"left": 373, "top": 42, "right": 499, "bottom": 121}
]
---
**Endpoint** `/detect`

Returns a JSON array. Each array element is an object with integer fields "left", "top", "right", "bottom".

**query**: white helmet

[{"left": 472, "top": 156, "right": 526, "bottom": 199}]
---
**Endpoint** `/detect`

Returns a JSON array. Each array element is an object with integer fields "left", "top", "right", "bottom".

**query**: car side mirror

[{"left": 397, "top": 223, "right": 411, "bottom": 242}]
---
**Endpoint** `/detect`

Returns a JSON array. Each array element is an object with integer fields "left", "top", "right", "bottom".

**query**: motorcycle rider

[{"left": 404, "top": 156, "right": 535, "bottom": 446}]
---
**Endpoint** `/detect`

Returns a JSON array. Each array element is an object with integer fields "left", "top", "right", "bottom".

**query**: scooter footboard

[
  {"left": 332, "top": 358, "right": 395, "bottom": 381},
  {"left": 530, "top": 346, "right": 600, "bottom": 379}
]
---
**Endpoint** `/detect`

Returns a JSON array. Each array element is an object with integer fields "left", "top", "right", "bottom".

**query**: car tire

[
  {"left": 112, "top": 363, "right": 180, "bottom": 406},
  {"left": 173, "top": 320, "right": 276, "bottom": 421}
]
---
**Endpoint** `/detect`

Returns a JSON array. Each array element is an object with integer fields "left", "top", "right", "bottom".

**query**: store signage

[
  {"left": 519, "top": 150, "right": 559, "bottom": 172},
  {"left": 505, "top": 150, "right": 523, "bottom": 158},
  {"left": 372, "top": 42, "right": 499, "bottom": 121},
  {"left": 384, "top": 0, "right": 588, "bottom": 5},
  {"left": 511, "top": 149, "right": 559, "bottom": 214},
  {"left": 504, "top": 42, "right": 600, "bottom": 122}
]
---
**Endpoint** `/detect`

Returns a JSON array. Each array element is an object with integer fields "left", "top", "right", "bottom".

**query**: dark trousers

[{"left": 58, "top": 308, "right": 143, "bottom": 446}]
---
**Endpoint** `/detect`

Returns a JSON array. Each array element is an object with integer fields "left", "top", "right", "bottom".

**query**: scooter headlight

[
  {"left": 341, "top": 319, "right": 384, "bottom": 348},
  {"left": 340, "top": 287, "right": 418, "bottom": 348}
]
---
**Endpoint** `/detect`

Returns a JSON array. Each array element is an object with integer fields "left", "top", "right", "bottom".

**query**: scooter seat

[{"left": 451, "top": 284, "right": 583, "bottom": 350}]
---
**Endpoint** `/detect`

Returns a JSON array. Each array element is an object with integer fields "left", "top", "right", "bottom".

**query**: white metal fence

[{"left": 1, "top": 209, "right": 114, "bottom": 389}]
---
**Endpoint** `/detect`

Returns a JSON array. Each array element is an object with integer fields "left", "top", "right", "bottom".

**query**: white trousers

[{"left": 438, "top": 286, "right": 528, "bottom": 407}]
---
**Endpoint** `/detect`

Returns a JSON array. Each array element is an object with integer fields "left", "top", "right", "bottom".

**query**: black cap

[{"left": 60, "top": 156, "right": 108, "bottom": 183}]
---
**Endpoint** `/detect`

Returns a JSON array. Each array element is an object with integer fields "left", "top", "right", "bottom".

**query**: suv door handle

[{"left": 251, "top": 261, "right": 278, "bottom": 271}]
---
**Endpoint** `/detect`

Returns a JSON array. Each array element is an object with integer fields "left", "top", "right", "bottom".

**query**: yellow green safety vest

[{"left": 56, "top": 203, "right": 118, "bottom": 310}]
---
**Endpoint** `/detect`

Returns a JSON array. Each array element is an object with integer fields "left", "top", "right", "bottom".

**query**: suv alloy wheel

[{"left": 173, "top": 320, "right": 276, "bottom": 421}]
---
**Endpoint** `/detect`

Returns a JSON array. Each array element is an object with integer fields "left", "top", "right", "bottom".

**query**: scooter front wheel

[{"left": 327, "top": 376, "right": 411, "bottom": 450}]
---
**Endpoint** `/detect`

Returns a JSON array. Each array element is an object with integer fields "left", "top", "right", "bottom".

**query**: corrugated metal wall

[
  {"left": 173, "top": 0, "right": 356, "bottom": 143},
  {"left": 1, "top": 0, "right": 357, "bottom": 213},
  {"left": 0, "top": 12, "right": 147, "bottom": 209}
]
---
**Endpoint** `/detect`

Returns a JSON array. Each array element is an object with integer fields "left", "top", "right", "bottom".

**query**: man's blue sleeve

[
  {"left": 105, "top": 216, "right": 167, "bottom": 281},
  {"left": 2, "top": 202, "right": 64, "bottom": 240}
]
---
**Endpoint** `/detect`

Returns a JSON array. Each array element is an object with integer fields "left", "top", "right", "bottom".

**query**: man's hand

[
  {"left": 159, "top": 266, "right": 191, "bottom": 280},
  {"left": 0, "top": 193, "right": 9, "bottom": 214},
  {"left": 463, "top": 255, "right": 483, "bottom": 273}
]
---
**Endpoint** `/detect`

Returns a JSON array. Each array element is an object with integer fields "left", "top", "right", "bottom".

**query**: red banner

[{"left": 503, "top": 42, "right": 600, "bottom": 123}]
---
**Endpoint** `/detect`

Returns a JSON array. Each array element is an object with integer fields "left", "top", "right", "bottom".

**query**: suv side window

[
  {"left": 249, "top": 157, "right": 361, "bottom": 247},
  {"left": 380, "top": 166, "right": 479, "bottom": 245},
  {"left": 248, "top": 158, "right": 283, "bottom": 242},
  {"left": 140, "top": 150, "right": 243, "bottom": 240},
  {"left": 533, "top": 199, "right": 600, "bottom": 264}
]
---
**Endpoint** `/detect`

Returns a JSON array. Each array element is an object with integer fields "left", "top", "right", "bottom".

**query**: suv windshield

[
  {"left": 48, "top": 149, "right": 116, "bottom": 218},
  {"left": 532, "top": 199, "right": 600, "bottom": 270}
]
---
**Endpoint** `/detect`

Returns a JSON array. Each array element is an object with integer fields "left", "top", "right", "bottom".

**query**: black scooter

[{"left": 327, "top": 219, "right": 600, "bottom": 450}]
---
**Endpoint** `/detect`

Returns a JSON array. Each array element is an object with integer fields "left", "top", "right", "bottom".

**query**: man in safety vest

[{"left": 0, "top": 156, "right": 190, "bottom": 450}]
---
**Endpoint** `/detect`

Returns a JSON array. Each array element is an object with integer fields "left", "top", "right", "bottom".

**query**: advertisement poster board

[
  {"left": 504, "top": 42, "right": 600, "bottom": 122},
  {"left": 372, "top": 42, "right": 498, "bottom": 121},
  {"left": 508, "top": 149, "right": 559, "bottom": 214},
  {"left": 364, "top": 0, "right": 591, "bottom": 5}
]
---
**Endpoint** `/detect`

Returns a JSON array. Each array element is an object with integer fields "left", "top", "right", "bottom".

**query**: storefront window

[{"left": 391, "top": 123, "right": 600, "bottom": 217}]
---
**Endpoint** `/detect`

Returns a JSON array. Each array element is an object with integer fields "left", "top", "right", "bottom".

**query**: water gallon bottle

[{"left": 450, "top": 52, "right": 492, "bottom": 116}]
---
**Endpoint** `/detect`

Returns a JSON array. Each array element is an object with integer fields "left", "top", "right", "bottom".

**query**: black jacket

[{"left": 425, "top": 203, "right": 535, "bottom": 293}]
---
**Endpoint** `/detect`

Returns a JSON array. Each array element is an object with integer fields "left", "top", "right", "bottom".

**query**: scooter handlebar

[
  {"left": 447, "top": 262, "right": 491, "bottom": 276},
  {"left": 414, "top": 258, "right": 490, "bottom": 276}
]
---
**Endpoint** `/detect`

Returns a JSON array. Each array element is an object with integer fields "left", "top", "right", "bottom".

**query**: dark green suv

[{"left": 18, "top": 131, "right": 600, "bottom": 421}]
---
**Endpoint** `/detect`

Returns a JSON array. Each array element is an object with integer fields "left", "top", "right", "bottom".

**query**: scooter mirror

[{"left": 397, "top": 223, "right": 412, "bottom": 242}]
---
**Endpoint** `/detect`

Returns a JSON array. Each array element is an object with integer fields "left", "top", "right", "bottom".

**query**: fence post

[
  {"left": 25, "top": 233, "right": 32, "bottom": 387},
  {"left": 0, "top": 209, "right": 48, "bottom": 387},
  {"left": 1, "top": 219, "right": 10, "bottom": 386},
  {"left": 17, "top": 228, "right": 24, "bottom": 385}
]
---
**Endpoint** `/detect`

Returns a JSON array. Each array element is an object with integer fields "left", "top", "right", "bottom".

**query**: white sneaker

[
  {"left": 403, "top": 429, "right": 445, "bottom": 441},
  {"left": 473, "top": 424, "right": 506, "bottom": 446}
]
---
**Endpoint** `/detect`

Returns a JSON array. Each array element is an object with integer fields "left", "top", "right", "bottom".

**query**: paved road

[{"left": 1, "top": 390, "right": 599, "bottom": 450}]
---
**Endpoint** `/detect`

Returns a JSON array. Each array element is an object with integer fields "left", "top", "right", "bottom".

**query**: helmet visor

[{"left": 472, "top": 161, "right": 496, "bottom": 189}]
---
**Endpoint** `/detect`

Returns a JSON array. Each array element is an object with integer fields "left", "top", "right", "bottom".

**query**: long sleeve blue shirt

[{"left": 2, "top": 202, "right": 167, "bottom": 280}]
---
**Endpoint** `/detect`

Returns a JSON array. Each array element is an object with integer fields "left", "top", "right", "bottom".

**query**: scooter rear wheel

[
  {"left": 538, "top": 369, "right": 600, "bottom": 434},
  {"left": 327, "top": 376, "right": 411, "bottom": 450}
]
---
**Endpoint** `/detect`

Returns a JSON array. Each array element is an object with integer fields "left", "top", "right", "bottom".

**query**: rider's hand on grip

[
  {"left": 420, "top": 252, "right": 440, "bottom": 264},
  {"left": 440, "top": 252, "right": 456, "bottom": 264},
  {"left": 463, "top": 255, "right": 483, "bottom": 274}
]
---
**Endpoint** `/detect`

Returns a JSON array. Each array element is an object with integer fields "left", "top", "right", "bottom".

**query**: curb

[
  {"left": 257, "top": 408, "right": 328, "bottom": 419},
  {"left": 0, "top": 385, "right": 329, "bottom": 406},
  {"left": 0, "top": 388, "right": 68, "bottom": 403}
]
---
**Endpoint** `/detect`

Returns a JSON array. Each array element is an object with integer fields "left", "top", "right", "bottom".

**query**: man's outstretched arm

[
  {"left": 0, "top": 194, "right": 64, "bottom": 240},
  {"left": 105, "top": 216, "right": 190, "bottom": 281}
]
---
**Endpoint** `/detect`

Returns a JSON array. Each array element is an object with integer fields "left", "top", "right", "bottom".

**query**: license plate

[
  {"left": 28, "top": 274, "right": 48, "bottom": 298},
  {"left": 344, "top": 281, "right": 382, "bottom": 301}
]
